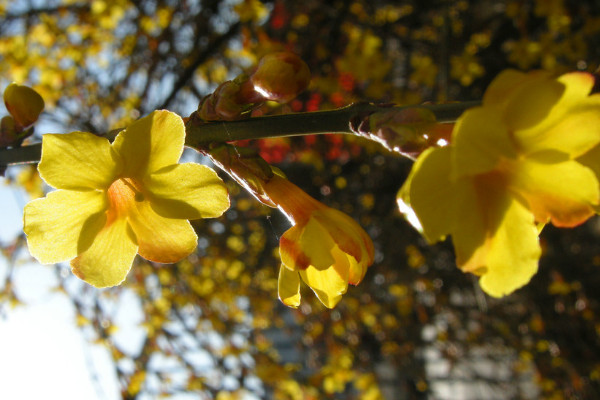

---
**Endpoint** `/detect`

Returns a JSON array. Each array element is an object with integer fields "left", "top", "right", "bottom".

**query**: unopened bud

[
  {"left": 365, "top": 107, "right": 441, "bottom": 159},
  {"left": 250, "top": 52, "right": 310, "bottom": 103},
  {"left": 0, "top": 115, "right": 18, "bottom": 147},
  {"left": 3, "top": 83, "right": 45, "bottom": 128},
  {"left": 198, "top": 80, "right": 249, "bottom": 121}
]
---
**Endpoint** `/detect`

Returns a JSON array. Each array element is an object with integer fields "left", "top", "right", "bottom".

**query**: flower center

[{"left": 107, "top": 177, "right": 145, "bottom": 219}]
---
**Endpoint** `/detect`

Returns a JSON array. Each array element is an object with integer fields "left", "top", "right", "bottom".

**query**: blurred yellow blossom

[
  {"left": 16, "top": 165, "right": 44, "bottom": 199},
  {"left": 399, "top": 70, "right": 600, "bottom": 297},
  {"left": 410, "top": 54, "right": 438, "bottom": 88},
  {"left": 450, "top": 51, "right": 484, "bottom": 86},
  {"left": 24, "top": 110, "right": 230, "bottom": 287}
]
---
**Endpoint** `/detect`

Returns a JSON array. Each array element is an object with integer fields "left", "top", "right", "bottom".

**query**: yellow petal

[
  {"left": 280, "top": 225, "right": 310, "bottom": 270},
  {"left": 506, "top": 159, "right": 599, "bottom": 227},
  {"left": 278, "top": 266, "right": 301, "bottom": 308},
  {"left": 146, "top": 163, "right": 230, "bottom": 219},
  {"left": 397, "top": 168, "right": 424, "bottom": 233},
  {"left": 503, "top": 75, "right": 564, "bottom": 131},
  {"left": 470, "top": 199, "right": 540, "bottom": 298},
  {"left": 577, "top": 144, "right": 600, "bottom": 213},
  {"left": 331, "top": 245, "right": 367, "bottom": 286},
  {"left": 299, "top": 265, "right": 348, "bottom": 309},
  {"left": 298, "top": 217, "right": 336, "bottom": 270},
  {"left": 515, "top": 73, "right": 600, "bottom": 157},
  {"left": 3, "top": 83, "right": 44, "bottom": 127},
  {"left": 453, "top": 107, "right": 516, "bottom": 177},
  {"left": 482, "top": 69, "right": 528, "bottom": 106},
  {"left": 112, "top": 110, "right": 185, "bottom": 176},
  {"left": 452, "top": 176, "right": 491, "bottom": 267},
  {"left": 38, "top": 132, "right": 120, "bottom": 190},
  {"left": 556, "top": 72, "right": 596, "bottom": 106},
  {"left": 127, "top": 199, "right": 198, "bottom": 263},
  {"left": 71, "top": 217, "right": 138, "bottom": 288},
  {"left": 312, "top": 208, "right": 374, "bottom": 267},
  {"left": 453, "top": 176, "right": 541, "bottom": 297},
  {"left": 345, "top": 256, "right": 366, "bottom": 286},
  {"left": 406, "top": 147, "right": 455, "bottom": 243},
  {"left": 23, "top": 189, "right": 107, "bottom": 264},
  {"left": 315, "top": 210, "right": 372, "bottom": 284},
  {"left": 520, "top": 96, "right": 600, "bottom": 158}
]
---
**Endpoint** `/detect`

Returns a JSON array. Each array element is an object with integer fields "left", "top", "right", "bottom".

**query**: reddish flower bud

[
  {"left": 198, "top": 80, "right": 248, "bottom": 121},
  {"left": 250, "top": 52, "right": 311, "bottom": 103},
  {"left": 3, "top": 83, "right": 45, "bottom": 129},
  {"left": 0, "top": 115, "right": 18, "bottom": 147}
]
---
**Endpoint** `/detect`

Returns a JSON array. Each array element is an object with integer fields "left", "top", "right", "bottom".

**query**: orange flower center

[{"left": 106, "top": 177, "right": 144, "bottom": 222}]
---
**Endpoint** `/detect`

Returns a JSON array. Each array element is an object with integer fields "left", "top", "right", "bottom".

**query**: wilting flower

[
  {"left": 263, "top": 174, "right": 374, "bottom": 308},
  {"left": 3, "top": 83, "right": 44, "bottom": 129},
  {"left": 399, "top": 70, "right": 600, "bottom": 297},
  {"left": 24, "top": 110, "right": 230, "bottom": 287}
]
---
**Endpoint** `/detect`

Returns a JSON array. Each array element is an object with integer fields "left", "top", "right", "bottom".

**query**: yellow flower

[
  {"left": 23, "top": 110, "right": 230, "bottom": 287},
  {"left": 263, "top": 174, "right": 374, "bottom": 308},
  {"left": 399, "top": 70, "right": 600, "bottom": 297},
  {"left": 3, "top": 83, "right": 45, "bottom": 128}
]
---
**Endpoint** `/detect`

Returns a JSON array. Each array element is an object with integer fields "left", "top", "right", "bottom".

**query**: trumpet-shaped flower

[
  {"left": 24, "top": 110, "right": 230, "bottom": 287},
  {"left": 263, "top": 174, "right": 374, "bottom": 308},
  {"left": 399, "top": 70, "right": 600, "bottom": 297}
]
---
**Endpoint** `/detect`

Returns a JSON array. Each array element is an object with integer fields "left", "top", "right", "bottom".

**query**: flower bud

[
  {"left": 198, "top": 80, "right": 248, "bottom": 121},
  {"left": 3, "top": 83, "right": 45, "bottom": 128},
  {"left": 250, "top": 52, "right": 311, "bottom": 103},
  {"left": 366, "top": 107, "right": 444, "bottom": 158},
  {"left": 0, "top": 115, "right": 18, "bottom": 147}
]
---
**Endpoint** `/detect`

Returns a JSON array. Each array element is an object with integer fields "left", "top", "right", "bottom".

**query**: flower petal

[
  {"left": 483, "top": 69, "right": 528, "bottom": 106},
  {"left": 405, "top": 147, "right": 455, "bottom": 243},
  {"left": 39, "top": 132, "right": 120, "bottom": 190},
  {"left": 280, "top": 225, "right": 311, "bottom": 270},
  {"left": 503, "top": 74, "right": 564, "bottom": 131},
  {"left": 346, "top": 258, "right": 366, "bottom": 286},
  {"left": 451, "top": 176, "right": 489, "bottom": 267},
  {"left": 127, "top": 199, "right": 198, "bottom": 263},
  {"left": 330, "top": 245, "right": 367, "bottom": 286},
  {"left": 112, "top": 110, "right": 185, "bottom": 177},
  {"left": 453, "top": 176, "right": 540, "bottom": 297},
  {"left": 556, "top": 72, "right": 596, "bottom": 106},
  {"left": 312, "top": 207, "right": 374, "bottom": 266},
  {"left": 507, "top": 159, "right": 599, "bottom": 227},
  {"left": 278, "top": 266, "right": 301, "bottom": 308},
  {"left": 514, "top": 73, "right": 600, "bottom": 157},
  {"left": 453, "top": 107, "right": 516, "bottom": 177},
  {"left": 299, "top": 265, "right": 348, "bottom": 308},
  {"left": 577, "top": 144, "right": 600, "bottom": 213},
  {"left": 24, "top": 189, "right": 107, "bottom": 264},
  {"left": 147, "top": 163, "right": 230, "bottom": 219},
  {"left": 71, "top": 217, "right": 138, "bottom": 288},
  {"left": 298, "top": 217, "right": 337, "bottom": 270}
]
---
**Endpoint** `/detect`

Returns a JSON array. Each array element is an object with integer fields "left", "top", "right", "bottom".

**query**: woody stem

[{"left": 0, "top": 101, "right": 479, "bottom": 167}]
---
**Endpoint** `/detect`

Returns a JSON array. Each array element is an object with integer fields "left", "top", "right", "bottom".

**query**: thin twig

[{"left": 0, "top": 101, "right": 479, "bottom": 166}]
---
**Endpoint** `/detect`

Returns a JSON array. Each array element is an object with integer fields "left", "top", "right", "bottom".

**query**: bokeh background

[{"left": 1, "top": 0, "right": 600, "bottom": 398}]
